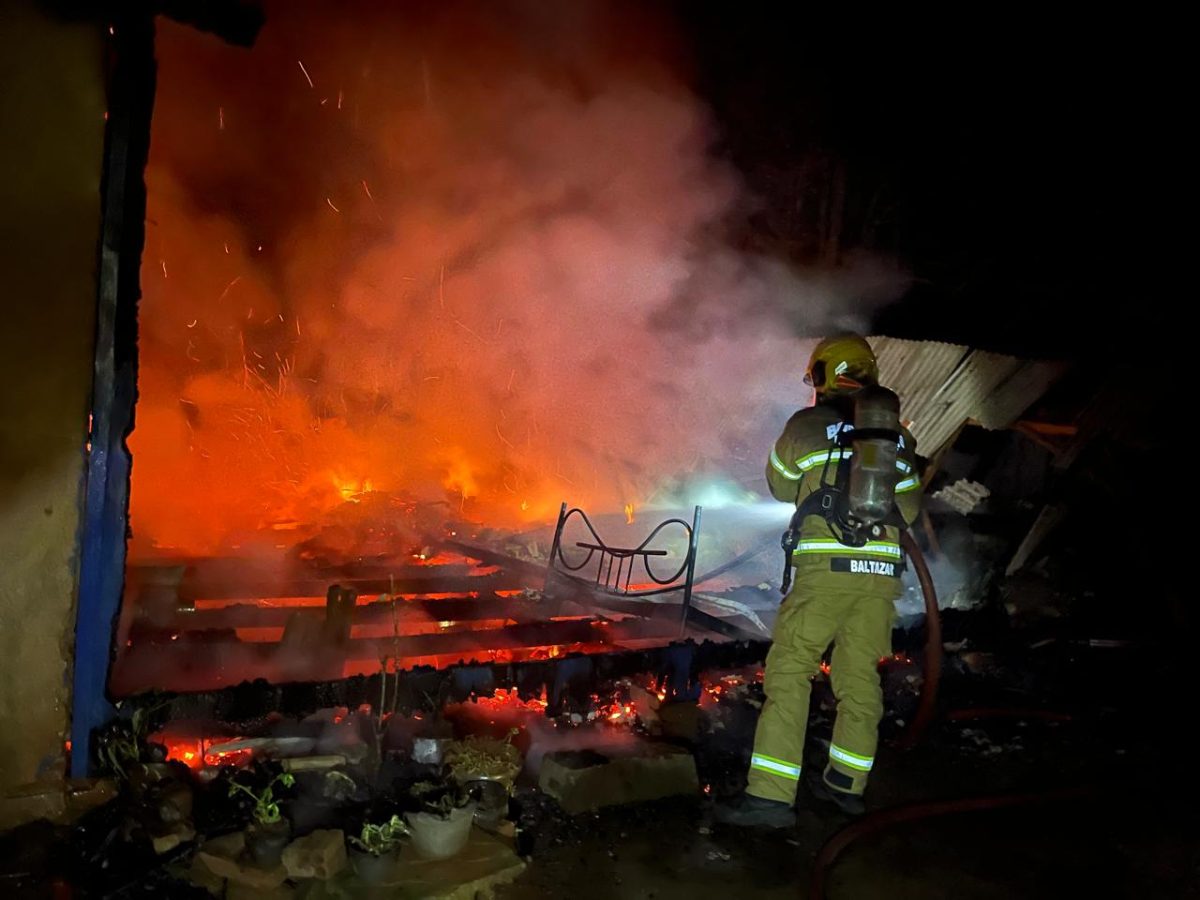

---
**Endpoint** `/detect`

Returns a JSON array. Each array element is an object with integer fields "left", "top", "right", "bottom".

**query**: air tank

[{"left": 845, "top": 385, "right": 901, "bottom": 528}]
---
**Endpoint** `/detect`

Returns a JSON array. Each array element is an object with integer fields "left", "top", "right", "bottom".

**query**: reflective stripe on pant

[
  {"left": 746, "top": 577, "right": 895, "bottom": 803},
  {"left": 823, "top": 589, "right": 894, "bottom": 794}
]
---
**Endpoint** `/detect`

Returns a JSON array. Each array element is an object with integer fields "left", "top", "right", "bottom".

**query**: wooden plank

[
  {"left": 126, "top": 615, "right": 680, "bottom": 658},
  {"left": 128, "top": 545, "right": 542, "bottom": 606},
  {"left": 176, "top": 571, "right": 531, "bottom": 602},
  {"left": 439, "top": 540, "right": 550, "bottom": 582},
  {"left": 131, "top": 594, "right": 554, "bottom": 630}
]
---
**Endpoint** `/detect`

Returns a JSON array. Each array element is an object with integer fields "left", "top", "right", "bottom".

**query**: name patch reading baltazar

[{"left": 831, "top": 558, "right": 898, "bottom": 577}]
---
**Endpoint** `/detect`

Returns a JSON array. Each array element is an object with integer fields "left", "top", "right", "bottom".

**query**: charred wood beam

[
  {"left": 131, "top": 593, "right": 564, "bottom": 630},
  {"left": 592, "top": 599, "right": 756, "bottom": 641},
  {"left": 176, "top": 572, "right": 529, "bottom": 602},
  {"left": 542, "top": 576, "right": 760, "bottom": 641},
  {"left": 135, "top": 549, "right": 537, "bottom": 603},
  {"left": 131, "top": 558, "right": 478, "bottom": 589},
  {"left": 439, "top": 540, "right": 550, "bottom": 582},
  {"left": 1011, "top": 420, "right": 1074, "bottom": 454},
  {"left": 115, "top": 617, "right": 707, "bottom": 694},
  {"left": 133, "top": 558, "right": 480, "bottom": 582},
  {"left": 1004, "top": 503, "right": 1067, "bottom": 577},
  {"left": 145, "top": 636, "right": 771, "bottom": 724},
  {"left": 1013, "top": 420, "right": 1079, "bottom": 436},
  {"left": 128, "top": 615, "right": 677, "bottom": 657},
  {"left": 684, "top": 606, "right": 759, "bottom": 641}
]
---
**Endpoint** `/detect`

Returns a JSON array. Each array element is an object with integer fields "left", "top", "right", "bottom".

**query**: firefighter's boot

[
  {"left": 809, "top": 773, "right": 866, "bottom": 816},
  {"left": 713, "top": 793, "right": 796, "bottom": 828}
]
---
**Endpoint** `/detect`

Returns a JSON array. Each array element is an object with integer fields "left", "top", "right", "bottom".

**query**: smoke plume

[{"left": 131, "top": 0, "right": 904, "bottom": 555}]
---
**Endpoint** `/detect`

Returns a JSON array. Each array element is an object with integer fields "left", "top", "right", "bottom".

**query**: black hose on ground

[
  {"left": 807, "top": 786, "right": 1093, "bottom": 900},
  {"left": 944, "top": 708, "right": 1072, "bottom": 723}
]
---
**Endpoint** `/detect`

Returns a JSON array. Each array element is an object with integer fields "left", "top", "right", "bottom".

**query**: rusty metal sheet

[{"left": 870, "top": 337, "right": 1063, "bottom": 456}]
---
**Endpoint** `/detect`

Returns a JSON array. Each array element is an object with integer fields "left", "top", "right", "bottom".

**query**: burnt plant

[
  {"left": 409, "top": 779, "right": 471, "bottom": 819},
  {"left": 95, "top": 697, "right": 169, "bottom": 779}
]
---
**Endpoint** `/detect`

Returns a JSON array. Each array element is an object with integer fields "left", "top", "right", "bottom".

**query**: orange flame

[{"left": 332, "top": 474, "right": 374, "bottom": 503}]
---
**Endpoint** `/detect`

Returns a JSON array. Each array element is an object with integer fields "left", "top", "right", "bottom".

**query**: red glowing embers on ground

[
  {"left": 151, "top": 731, "right": 254, "bottom": 770},
  {"left": 591, "top": 692, "right": 638, "bottom": 725},
  {"left": 473, "top": 688, "right": 549, "bottom": 714},
  {"left": 698, "top": 669, "right": 764, "bottom": 707}
]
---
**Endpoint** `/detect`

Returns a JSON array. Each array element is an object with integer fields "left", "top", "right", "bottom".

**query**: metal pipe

[{"left": 678, "top": 506, "right": 703, "bottom": 634}]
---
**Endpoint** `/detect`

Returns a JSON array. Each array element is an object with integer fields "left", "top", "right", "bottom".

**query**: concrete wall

[{"left": 0, "top": 2, "right": 105, "bottom": 811}]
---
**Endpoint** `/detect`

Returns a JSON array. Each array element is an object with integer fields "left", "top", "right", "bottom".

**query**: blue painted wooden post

[{"left": 70, "top": 13, "right": 156, "bottom": 777}]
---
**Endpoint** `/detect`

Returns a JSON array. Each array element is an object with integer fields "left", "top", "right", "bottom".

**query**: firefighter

[{"left": 716, "top": 334, "right": 922, "bottom": 827}]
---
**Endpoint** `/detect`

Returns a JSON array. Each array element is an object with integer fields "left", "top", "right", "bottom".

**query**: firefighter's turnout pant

[{"left": 746, "top": 568, "right": 898, "bottom": 802}]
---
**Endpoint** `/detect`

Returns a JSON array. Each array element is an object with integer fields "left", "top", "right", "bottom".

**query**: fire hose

[
  {"left": 808, "top": 533, "right": 1084, "bottom": 899},
  {"left": 806, "top": 786, "right": 1094, "bottom": 900},
  {"left": 894, "top": 531, "right": 1074, "bottom": 743},
  {"left": 895, "top": 530, "right": 941, "bottom": 750}
]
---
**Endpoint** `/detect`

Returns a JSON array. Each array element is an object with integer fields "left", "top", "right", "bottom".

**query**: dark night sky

[{"left": 679, "top": 7, "right": 1142, "bottom": 362}]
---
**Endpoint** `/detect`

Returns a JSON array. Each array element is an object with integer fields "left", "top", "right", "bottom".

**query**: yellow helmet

[{"left": 804, "top": 334, "right": 879, "bottom": 396}]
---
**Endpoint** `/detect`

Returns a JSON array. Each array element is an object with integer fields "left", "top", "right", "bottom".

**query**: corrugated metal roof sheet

[{"left": 869, "top": 337, "right": 1065, "bottom": 457}]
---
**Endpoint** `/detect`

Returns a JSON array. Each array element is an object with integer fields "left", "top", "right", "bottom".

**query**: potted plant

[
  {"left": 96, "top": 698, "right": 170, "bottom": 782},
  {"left": 444, "top": 729, "right": 522, "bottom": 830},
  {"left": 347, "top": 814, "right": 409, "bottom": 884},
  {"left": 228, "top": 771, "right": 295, "bottom": 867},
  {"left": 444, "top": 728, "right": 523, "bottom": 789},
  {"left": 405, "top": 780, "right": 475, "bottom": 860}
]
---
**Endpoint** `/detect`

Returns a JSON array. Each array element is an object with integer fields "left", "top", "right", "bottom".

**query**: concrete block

[
  {"left": 297, "top": 828, "right": 525, "bottom": 899},
  {"left": 195, "top": 829, "right": 244, "bottom": 873},
  {"left": 64, "top": 778, "right": 119, "bottom": 817},
  {"left": 151, "top": 822, "right": 195, "bottom": 854},
  {"left": 539, "top": 743, "right": 699, "bottom": 814},
  {"left": 0, "top": 782, "right": 65, "bottom": 827},
  {"left": 283, "top": 828, "right": 347, "bottom": 880},
  {"left": 227, "top": 859, "right": 289, "bottom": 890},
  {"left": 658, "top": 703, "right": 705, "bottom": 742},
  {"left": 281, "top": 755, "right": 347, "bottom": 773},
  {"left": 0, "top": 777, "right": 118, "bottom": 829},
  {"left": 386, "top": 828, "right": 525, "bottom": 898},
  {"left": 196, "top": 849, "right": 242, "bottom": 882},
  {"left": 228, "top": 881, "right": 295, "bottom": 900},
  {"left": 197, "top": 830, "right": 288, "bottom": 888},
  {"left": 187, "top": 854, "right": 225, "bottom": 896}
]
